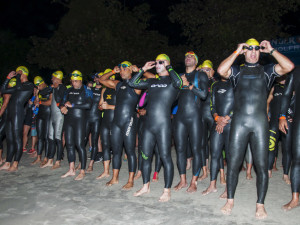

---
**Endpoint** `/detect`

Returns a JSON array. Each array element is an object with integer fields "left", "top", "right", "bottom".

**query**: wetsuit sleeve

[
  {"left": 287, "top": 95, "right": 295, "bottom": 118},
  {"left": 191, "top": 71, "right": 208, "bottom": 100},
  {"left": 229, "top": 65, "right": 240, "bottom": 88},
  {"left": 0, "top": 74, "right": 24, "bottom": 94},
  {"left": 128, "top": 69, "right": 149, "bottom": 89},
  {"left": 166, "top": 66, "right": 183, "bottom": 89},
  {"left": 264, "top": 64, "right": 280, "bottom": 90},
  {"left": 280, "top": 73, "right": 294, "bottom": 116},
  {"left": 72, "top": 87, "right": 92, "bottom": 109},
  {"left": 210, "top": 81, "right": 217, "bottom": 115},
  {"left": 61, "top": 88, "right": 71, "bottom": 107},
  {"left": 56, "top": 85, "right": 67, "bottom": 106}
]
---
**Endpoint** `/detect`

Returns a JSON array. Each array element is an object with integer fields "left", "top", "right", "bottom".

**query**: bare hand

[
  {"left": 113, "top": 66, "right": 120, "bottom": 73},
  {"left": 260, "top": 40, "right": 273, "bottom": 53},
  {"left": 181, "top": 75, "right": 189, "bottom": 87},
  {"left": 236, "top": 43, "right": 248, "bottom": 55},
  {"left": 131, "top": 65, "right": 139, "bottom": 73},
  {"left": 98, "top": 104, "right": 103, "bottom": 110},
  {"left": 61, "top": 106, "right": 68, "bottom": 114},
  {"left": 142, "top": 61, "right": 156, "bottom": 72},
  {"left": 216, "top": 116, "right": 228, "bottom": 127},
  {"left": 65, "top": 101, "right": 72, "bottom": 108},
  {"left": 102, "top": 101, "right": 108, "bottom": 109},
  {"left": 7, "top": 71, "right": 16, "bottom": 79},
  {"left": 279, "top": 118, "right": 288, "bottom": 134},
  {"left": 216, "top": 124, "right": 224, "bottom": 134},
  {"left": 138, "top": 108, "right": 146, "bottom": 116}
]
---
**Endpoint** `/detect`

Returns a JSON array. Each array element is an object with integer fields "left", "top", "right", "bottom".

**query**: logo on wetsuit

[
  {"left": 274, "top": 93, "right": 282, "bottom": 96},
  {"left": 150, "top": 84, "right": 167, "bottom": 88},
  {"left": 69, "top": 92, "right": 80, "bottom": 95},
  {"left": 93, "top": 93, "right": 101, "bottom": 97},
  {"left": 120, "top": 86, "right": 126, "bottom": 90},
  {"left": 125, "top": 117, "right": 134, "bottom": 136},
  {"left": 106, "top": 95, "right": 111, "bottom": 99},
  {"left": 217, "top": 89, "right": 227, "bottom": 94}
]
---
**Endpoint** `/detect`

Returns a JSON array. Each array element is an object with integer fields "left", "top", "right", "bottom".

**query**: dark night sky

[{"left": 0, "top": 0, "right": 299, "bottom": 41}]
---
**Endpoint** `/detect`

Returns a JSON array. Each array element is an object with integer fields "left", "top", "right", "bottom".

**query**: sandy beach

[{"left": 0, "top": 145, "right": 299, "bottom": 225}]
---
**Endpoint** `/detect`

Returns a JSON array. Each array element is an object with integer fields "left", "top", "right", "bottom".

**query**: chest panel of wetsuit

[
  {"left": 53, "top": 84, "right": 67, "bottom": 105},
  {"left": 212, "top": 80, "right": 234, "bottom": 117},
  {"left": 177, "top": 70, "right": 202, "bottom": 115},
  {"left": 233, "top": 65, "right": 268, "bottom": 115},
  {"left": 269, "top": 84, "right": 284, "bottom": 120},
  {"left": 201, "top": 77, "right": 216, "bottom": 114},
  {"left": 114, "top": 80, "right": 139, "bottom": 123},
  {"left": 66, "top": 85, "right": 90, "bottom": 118},
  {"left": 145, "top": 76, "right": 179, "bottom": 119},
  {"left": 38, "top": 86, "right": 52, "bottom": 115},
  {"left": 104, "top": 88, "right": 116, "bottom": 106},
  {"left": 290, "top": 72, "right": 300, "bottom": 120},
  {"left": 87, "top": 86, "right": 102, "bottom": 119}
]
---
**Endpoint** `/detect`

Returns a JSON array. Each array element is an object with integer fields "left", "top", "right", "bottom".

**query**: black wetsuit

[
  {"left": 1, "top": 75, "right": 34, "bottom": 162},
  {"left": 85, "top": 86, "right": 102, "bottom": 161},
  {"left": 36, "top": 86, "right": 52, "bottom": 157},
  {"left": 268, "top": 83, "right": 284, "bottom": 170},
  {"left": 0, "top": 96, "right": 9, "bottom": 150},
  {"left": 128, "top": 66, "right": 182, "bottom": 188},
  {"left": 210, "top": 80, "right": 234, "bottom": 181},
  {"left": 111, "top": 80, "right": 139, "bottom": 173},
  {"left": 48, "top": 84, "right": 66, "bottom": 160},
  {"left": 63, "top": 85, "right": 92, "bottom": 170},
  {"left": 201, "top": 77, "right": 216, "bottom": 166},
  {"left": 227, "top": 62, "right": 279, "bottom": 203},
  {"left": 280, "top": 67, "right": 300, "bottom": 193},
  {"left": 101, "top": 87, "right": 116, "bottom": 162},
  {"left": 173, "top": 70, "right": 208, "bottom": 177}
]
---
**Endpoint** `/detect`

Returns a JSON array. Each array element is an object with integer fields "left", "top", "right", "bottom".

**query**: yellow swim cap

[
  {"left": 110, "top": 75, "right": 115, "bottom": 80},
  {"left": 34, "top": 76, "right": 44, "bottom": 86},
  {"left": 185, "top": 51, "right": 198, "bottom": 64},
  {"left": 8, "top": 78, "right": 16, "bottom": 87},
  {"left": 71, "top": 70, "right": 82, "bottom": 81},
  {"left": 16, "top": 66, "right": 29, "bottom": 76},
  {"left": 201, "top": 60, "right": 213, "bottom": 69},
  {"left": 120, "top": 61, "right": 132, "bottom": 67},
  {"left": 246, "top": 38, "right": 259, "bottom": 46},
  {"left": 97, "top": 72, "right": 104, "bottom": 77},
  {"left": 104, "top": 68, "right": 112, "bottom": 74},
  {"left": 156, "top": 54, "right": 170, "bottom": 62},
  {"left": 52, "top": 70, "right": 64, "bottom": 80}
]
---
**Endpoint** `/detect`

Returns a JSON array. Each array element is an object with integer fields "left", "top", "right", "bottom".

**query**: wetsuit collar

[{"left": 244, "top": 62, "right": 259, "bottom": 67}]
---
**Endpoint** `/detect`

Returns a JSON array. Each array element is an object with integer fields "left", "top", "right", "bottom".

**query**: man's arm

[
  {"left": 99, "top": 66, "right": 120, "bottom": 89},
  {"left": 190, "top": 71, "right": 209, "bottom": 100},
  {"left": 166, "top": 66, "right": 183, "bottom": 89}
]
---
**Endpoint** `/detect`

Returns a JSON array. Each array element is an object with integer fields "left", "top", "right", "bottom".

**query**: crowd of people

[{"left": 0, "top": 38, "right": 298, "bottom": 220}]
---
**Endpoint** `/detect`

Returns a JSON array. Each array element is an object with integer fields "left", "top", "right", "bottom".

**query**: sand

[{"left": 0, "top": 146, "right": 299, "bottom": 225}]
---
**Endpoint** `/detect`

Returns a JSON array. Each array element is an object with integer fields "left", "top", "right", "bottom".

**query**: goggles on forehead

[{"left": 118, "top": 64, "right": 130, "bottom": 69}]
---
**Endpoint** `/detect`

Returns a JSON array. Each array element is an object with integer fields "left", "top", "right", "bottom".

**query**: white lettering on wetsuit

[
  {"left": 150, "top": 84, "right": 167, "bottom": 88},
  {"left": 126, "top": 117, "right": 133, "bottom": 136}
]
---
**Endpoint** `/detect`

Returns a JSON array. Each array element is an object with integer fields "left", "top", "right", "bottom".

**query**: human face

[
  {"left": 155, "top": 60, "right": 169, "bottom": 74},
  {"left": 119, "top": 66, "right": 132, "bottom": 80},
  {"left": 244, "top": 45, "right": 260, "bottom": 63},
  {"left": 51, "top": 76, "right": 61, "bottom": 87},
  {"left": 185, "top": 54, "right": 197, "bottom": 67},
  {"left": 71, "top": 79, "right": 82, "bottom": 89}
]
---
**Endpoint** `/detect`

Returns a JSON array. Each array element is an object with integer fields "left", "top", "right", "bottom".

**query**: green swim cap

[
  {"left": 156, "top": 54, "right": 170, "bottom": 63},
  {"left": 8, "top": 78, "right": 17, "bottom": 87},
  {"left": 33, "top": 76, "right": 44, "bottom": 86}
]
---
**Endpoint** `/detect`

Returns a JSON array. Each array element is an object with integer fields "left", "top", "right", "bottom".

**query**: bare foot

[
  {"left": 31, "top": 158, "right": 41, "bottom": 165},
  {"left": 202, "top": 186, "right": 217, "bottom": 196},
  {"left": 221, "top": 199, "right": 234, "bottom": 215},
  {"left": 241, "top": 166, "right": 246, "bottom": 171},
  {"left": 152, "top": 172, "right": 159, "bottom": 182},
  {"left": 106, "top": 178, "right": 118, "bottom": 186},
  {"left": 134, "top": 185, "right": 150, "bottom": 197},
  {"left": 40, "top": 160, "right": 53, "bottom": 168},
  {"left": 86, "top": 166, "right": 93, "bottom": 173},
  {"left": 74, "top": 171, "right": 85, "bottom": 181},
  {"left": 51, "top": 161, "right": 61, "bottom": 170},
  {"left": 134, "top": 170, "right": 142, "bottom": 180},
  {"left": 30, "top": 152, "right": 37, "bottom": 158},
  {"left": 246, "top": 173, "right": 253, "bottom": 180},
  {"left": 268, "top": 170, "right": 272, "bottom": 178},
  {"left": 186, "top": 182, "right": 197, "bottom": 193},
  {"left": 75, "top": 163, "right": 81, "bottom": 171},
  {"left": 40, "top": 158, "right": 48, "bottom": 166},
  {"left": 198, "top": 173, "right": 208, "bottom": 181},
  {"left": 61, "top": 170, "right": 76, "bottom": 178},
  {"left": 219, "top": 190, "right": 227, "bottom": 199},
  {"left": 220, "top": 176, "right": 226, "bottom": 185},
  {"left": 0, "top": 162, "right": 10, "bottom": 170},
  {"left": 96, "top": 172, "right": 110, "bottom": 180},
  {"left": 159, "top": 189, "right": 171, "bottom": 202},
  {"left": 255, "top": 203, "right": 267, "bottom": 219},
  {"left": 174, "top": 181, "right": 187, "bottom": 191},
  {"left": 186, "top": 158, "right": 191, "bottom": 170},
  {"left": 282, "top": 199, "right": 299, "bottom": 211},
  {"left": 283, "top": 175, "right": 291, "bottom": 185},
  {"left": 7, "top": 165, "right": 18, "bottom": 172},
  {"left": 272, "top": 166, "right": 278, "bottom": 171},
  {"left": 122, "top": 181, "right": 134, "bottom": 190}
]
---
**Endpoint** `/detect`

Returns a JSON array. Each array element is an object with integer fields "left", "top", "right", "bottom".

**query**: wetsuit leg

[
  {"left": 37, "top": 118, "right": 45, "bottom": 156},
  {"left": 54, "top": 115, "right": 64, "bottom": 161},
  {"left": 0, "top": 117, "right": 6, "bottom": 149},
  {"left": 137, "top": 117, "right": 144, "bottom": 171},
  {"left": 249, "top": 126, "right": 269, "bottom": 204},
  {"left": 111, "top": 123, "right": 124, "bottom": 170},
  {"left": 189, "top": 119, "right": 202, "bottom": 176},
  {"left": 282, "top": 120, "right": 293, "bottom": 175},
  {"left": 173, "top": 120, "right": 188, "bottom": 175},
  {"left": 65, "top": 123, "right": 76, "bottom": 164},
  {"left": 268, "top": 124, "right": 280, "bottom": 170},
  {"left": 210, "top": 124, "right": 225, "bottom": 181},
  {"left": 123, "top": 117, "right": 137, "bottom": 173},
  {"left": 245, "top": 144, "right": 253, "bottom": 164},
  {"left": 141, "top": 129, "right": 156, "bottom": 184},
  {"left": 186, "top": 139, "right": 192, "bottom": 159},
  {"left": 74, "top": 119, "right": 87, "bottom": 170},
  {"left": 90, "top": 120, "right": 100, "bottom": 161},
  {"left": 100, "top": 122, "right": 111, "bottom": 162},
  {"left": 12, "top": 114, "right": 24, "bottom": 162},
  {"left": 5, "top": 120, "right": 14, "bottom": 162},
  {"left": 156, "top": 126, "right": 174, "bottom": 188},
  {"left": 154, "top": 144, "right": 162, "bottom": 172},
  {"left": 291, "top": 120, "right": 300, "bottom": 193},
  {"left": 48, "top": 121, "right": 55, "bottom": 159}
]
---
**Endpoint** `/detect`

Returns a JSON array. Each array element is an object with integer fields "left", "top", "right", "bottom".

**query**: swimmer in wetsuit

[
  {"left": 96, "top": 69, "right": 117, "bottom": 179},
  {"left": 202, "top": 76, "right": 234, "bottom": 195},
  {"left": 173, "top": 51, "right": 208, "bottom": 193},
  {"left": 0, "top": 78, "right": 15, "bottom": 164},
  {"left": 0, "top": 66, "right": 34, "bottom": 171},
  {"left": 279, "top": 66, "right": 300, "bottom": 211},
  {"left": 42, "top": 71, "right": 66, "bottom": 169},
  {"left": 61, "top": 70, "right": 92, "bottom": 180},
  {"left": 31, "top": 76, "right": 53, "bottom": 167},
  {"left": 99, "top": 61, "right": 141, "bottom": 190},
  {"left": 218, "top": 38, "right": 294, "bottom": 219},
  {"left": 129, "top": 54, "right": 182, "bottom": 202}
]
